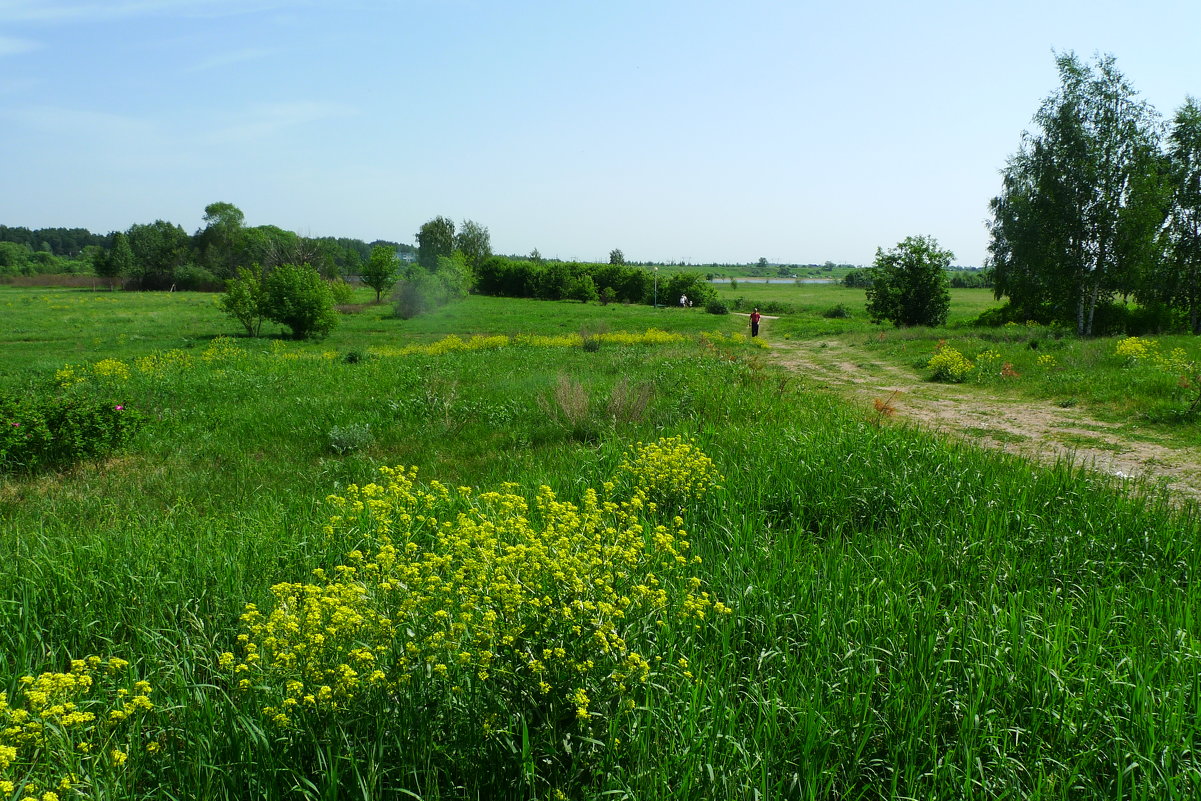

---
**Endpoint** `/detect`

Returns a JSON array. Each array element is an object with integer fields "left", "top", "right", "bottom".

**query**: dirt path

[{"left": 767, "top": 337, "right": 1201, "bottom": 504}]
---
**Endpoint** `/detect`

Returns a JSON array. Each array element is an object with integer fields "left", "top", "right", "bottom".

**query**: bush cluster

[
  {"left": 926, "top": 342, "right": 975, "bottom": 383},
  {"left": 224, "top": 438, "right": 729, "bottom": 795},
  {"left": 475, "top": 258, "right": 715, "bottom": 307},
  {"left": 1, "top": 392, "right": 144, "bottom": 473},
  {"left": 220, "top": 263, "right": 339, "bottom": 339}
]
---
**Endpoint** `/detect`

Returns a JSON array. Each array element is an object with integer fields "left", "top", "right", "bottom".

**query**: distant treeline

[
  {"left": 476, "top": 257, "right": 715, "bottom": 307},
  {"left": 0, "top": 203, "right": 415, "bottom": 288},
  {"left": 843, "top": 268, "right": 994, "bottom": 290}
]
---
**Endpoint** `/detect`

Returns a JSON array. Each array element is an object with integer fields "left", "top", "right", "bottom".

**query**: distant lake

[{"left": 707, "top": 278, "right": 836, "bottom": 284}]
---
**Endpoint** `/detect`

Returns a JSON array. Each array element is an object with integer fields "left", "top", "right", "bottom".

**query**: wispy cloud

[
  {"left": 0, "top": 33, "right": 39, "bottom": 55},
  {"left": 0, "top": 104, "right": 154, "bottom": 135},
  {"left": 187, "top": 46, "right": 278, "bottom": 73},
  {"left": 0, "top": 0, "right": 297, "bottom": 24},
  {"left": 206, "top": 101, "right": 357, "bottom": 143}
]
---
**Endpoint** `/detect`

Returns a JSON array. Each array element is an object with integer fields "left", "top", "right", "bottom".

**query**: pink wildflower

[{"left": 115, "top": 405, "right": 125, "bottom": 411}]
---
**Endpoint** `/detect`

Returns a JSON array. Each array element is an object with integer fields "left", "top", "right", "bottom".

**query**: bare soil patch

[{"left": 768, "top": 338, "right": 1201, "bottom": 504}]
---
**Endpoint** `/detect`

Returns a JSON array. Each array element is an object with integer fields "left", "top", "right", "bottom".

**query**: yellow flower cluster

[
  {"left": 1036, "top": 353, "right": 1058, "bottom": 369},
  {"left": 133, "top": 348, "right": 194, "bottom": 378},
  {"left": 200, "top": 336, "right": 245, "bottom": 363},
  {"left": 1114, "top": 337, "right": 1196, "bottom": 374},
  {"left": 53, "top": 365, "right": 85, "bottom": 389},
  {"left": 91, "top": 358, "right": 131, "bottom": 381},
  {"left": 927, "top": 343, "right": 974, "bottom": 383},
  {"left": 0, "top": 657, "right": 158, "bottom": 799},
  {"left": 366, "top": 330, "right": 688, "bottom": 360},
  {"left": 974, "top": 349, "right": 1002, "bottom": 379},
  {"left": 1114, "top": 336, "right": 1157, "bottom": 363},
  {"left": 617, "top": 436, "right": 724, "bottom": 508},
  {"left": 227, "top": 438, "right": 730, "bottom": 747}
]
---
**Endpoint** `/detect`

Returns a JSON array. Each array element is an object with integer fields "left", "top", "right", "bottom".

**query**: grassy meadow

[{"left": 2, "top": 284, "right": 1200, "bottom": 800}]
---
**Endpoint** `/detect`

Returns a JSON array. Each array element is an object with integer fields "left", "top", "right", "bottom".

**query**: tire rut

[{"left": 767, "top": 338, "right": 1201, "bottom": 504}]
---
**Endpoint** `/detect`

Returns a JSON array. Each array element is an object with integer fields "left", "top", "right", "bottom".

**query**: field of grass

[{"left": 2, "top": 285, "right": 1200, "bottom": 799}]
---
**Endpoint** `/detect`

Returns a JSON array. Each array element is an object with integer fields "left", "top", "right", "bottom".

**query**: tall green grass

[{"left": 1, "top": 286, "right": 1198, "bottom": 799}]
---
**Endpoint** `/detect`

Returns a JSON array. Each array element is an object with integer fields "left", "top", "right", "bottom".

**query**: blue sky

[{"left": 2, "top": 0, "right": 1200, "bottom": 266}]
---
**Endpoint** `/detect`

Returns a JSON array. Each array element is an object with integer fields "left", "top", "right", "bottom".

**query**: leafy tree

[
  {"left": 196, "top": 201, "right": 246, "bottom": 278},
  {"left": 261, "top": 263, "right": 338, "bottom": 339},
  {"left": 662, "top": 272, "right": 716, "bottom": 308},
  {"left": 361, "top": 245, "right": 400, "bottom": 302},
  {"left": 455, "top": 219, "right": 491, "bottom": 274},
  {"left": 238, "top": 225, "right": 304, "bottom": 269},
  {"left": 1149, "top": 98, "right": 1201, "bottom": 332},
  {"left": 392, "top": 252, "right": 473, "bottom": 319},
  {"left": 865, "top": 235, "right": 953, "bottom": 327},
  {"left": 106, "top": 232, "right": 136, "bottom": 287},
  {"left": 0, "top": 241, "right": 30, "bottom": 275},
  {"left": 609, "top": 249, "right": 625, "bottom": 266},
  {"left": 219, "top": 266, "right": 267, "bottom": 336},
  {"left": 126, "top": 220, "right": 190, "bottom": 289},
  {"left": 988, "top": 53, "right": 1164, "bottom": 335},
  {"left": 416, "top": 216, "right": 456, "bottom": 269}
]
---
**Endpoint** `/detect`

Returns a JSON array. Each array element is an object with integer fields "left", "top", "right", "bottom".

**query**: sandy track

[{"left": 767, "top": 338, "right": 1201, "bottom": 504}]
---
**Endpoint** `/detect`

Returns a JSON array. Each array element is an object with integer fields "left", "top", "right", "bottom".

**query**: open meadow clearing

[{"left": 2, "top": 285, "right": 1200, "bottom": 800}]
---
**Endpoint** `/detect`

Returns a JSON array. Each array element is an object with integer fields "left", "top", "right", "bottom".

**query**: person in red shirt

[{"left": 750, "top": 308, "right": 762, "bottom": 337}]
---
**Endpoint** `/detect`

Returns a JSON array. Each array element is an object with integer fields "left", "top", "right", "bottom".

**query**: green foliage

[
  {"left": 822, "top": 303, "right": 851, "bottom": 319},
  {"left": 172, "top": 264, "right": 222, "bottom": 291},
  {"left": 454, "top": 219, "right": 492, "bottom": 274},
  {"left": 126, "top": 220, "right": 191, "bottom": 290},
  {"left": 1, "top": 390, "right": 144, "bottom": 473},
  {"left": 219, "top": 267, "right": 267, "bottom": 337},
  {"left": 989, "top": 53, "right": 1165, "bottom": 335},
  {"left": 706, "top": 300, "right": 729, "bottom": 315},
  {"left": 865, "top": 235, "right": 953, "bottom": 327},
  {"left": 1147, "top": 97, "right": 1201, "bottom": 333},
  {"left": 359, "top": 244, "right": 399, "bottom": 302},
  {"left": 327, "top": 278, "right": 355, "bottom": 306},
  {"left": 662, "top": 271, "right": 716, "bottom": 308},
  {"left": 842, "top": 268, "right": 874, "bottom": 288},
  {"left": 926, "top": 342, "right": 975, "bottom": 382},
  {"left": 262, "top": 263, "right": 338, "bottom": 339},
  {"left": 326, "top": 422, "right": 374, "bottom": 455},
  {"left": 391, "top": 253, "right": 473, "bottom": 319},
  {"left": 416, "top": 216, "right": 456, "bottom": 270},
  {"left": 609, "top": 248, "right": 625, "bottom": 265},
  {"left": 6, "top": 287, "right": 1201, "bottom": 798}
]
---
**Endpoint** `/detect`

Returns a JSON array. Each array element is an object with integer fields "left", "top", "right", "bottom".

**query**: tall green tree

[
  {"left": 609, "top": 248, "right": 625, "bottom": 266},
  {"left": 106, "top": 231, "right": 136, "bottom": 288},
  {"left": 361, "top": 245, "right": 400, "bottom": 302},
  {"left": 126, "top": 220, "right": 190, "bottom": 289},
  {"left": 196, "top": 201, "right": 246, "bottom": 278},
  {"left": 988, "top": 53, "right": 1164, "bottom": 335},
  {"left": 416, "top": 216, "right": 456, "bottom": 270},
  {"left": 1148, "top": 98, "right": 1201, "bottom": 332},
  {"left": 865, "top": 235, "right": 953, "bottom": 327},
  {"left": 455, "top": 219, "right": 491, "bottom": 275}
]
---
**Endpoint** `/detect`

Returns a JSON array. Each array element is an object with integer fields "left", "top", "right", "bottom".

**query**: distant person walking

[
  {"left": 750, "top": 308, "right": 761, "bottom": 337},
  {"left": 680, "top": 294, "right": 688, "bottom": 308}
]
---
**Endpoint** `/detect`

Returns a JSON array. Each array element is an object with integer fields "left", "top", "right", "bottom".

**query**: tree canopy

[
  {"left": 865, "top": 235, "right": 953, "bottom": 327},
  {"left": 988, "top": 52, "right": 1166, "bottom": 335}
]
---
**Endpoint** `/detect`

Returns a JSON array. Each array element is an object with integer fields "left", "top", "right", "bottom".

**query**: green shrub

[
  {"left": 1, "top": 391, "right": 145, "bottom": 473},
  {"left": 328, "top": 278, "right": 355, "bottom": 306},
  {"left": 220, "top": 266, "right": 267, "bottom": 337},
  {"left": 262, "top": 263, "right": 338, "bottom": 339},
  {"left": 822, "top": 303, "right": 850, "bottom": 319},
  {"left": 927, "top": 343, "right": 975, "bottom": 382},
  {"left": 706, "top": 300, "right": 729, "bottom": 315},
  {"left": 173, "top": 264, "right": 223, "bottom": 291},
  {"left": 327, "top": 423, "right": 374, "bottom": 455}
]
